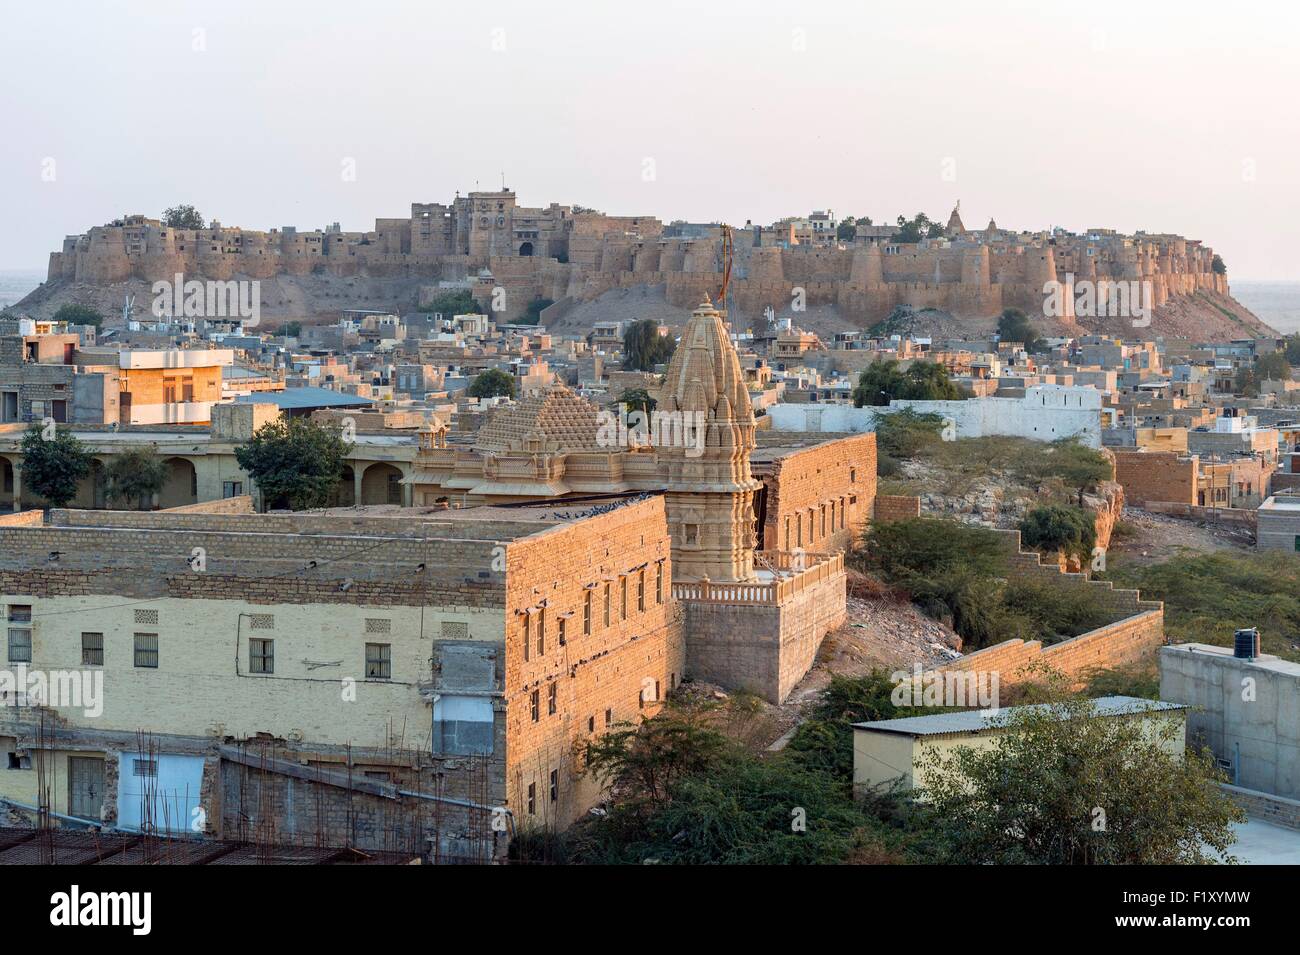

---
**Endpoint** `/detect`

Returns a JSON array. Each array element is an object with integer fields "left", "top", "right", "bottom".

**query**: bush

[
  {"left": 856, "top": 517, "right": 1114, "bottom": 649},
  {"left": 1018, "top": 503, "right": 1097, "bottom": 563},
  {"left": 873, "top": 408, "right": 945, "bottom": 460},
  {"left": 52, "top": 303, "right": 104, "bottom": 328},
  {"left": 467, "top": 369, "right": 516, "bottom": 399}
]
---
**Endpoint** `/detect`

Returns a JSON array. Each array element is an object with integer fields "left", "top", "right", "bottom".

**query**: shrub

[{"left": 1018, "top": 503, "right": 1097, "bottom": 563}]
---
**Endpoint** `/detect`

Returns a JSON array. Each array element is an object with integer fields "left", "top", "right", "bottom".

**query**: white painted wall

[{"left": 766, "top": 385, "right": 1103, "bottom": 448}]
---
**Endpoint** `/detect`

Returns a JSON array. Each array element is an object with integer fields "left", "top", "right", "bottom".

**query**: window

[
  {"left": 548, "top": 682, "right": 557, "bottom": 715},
  {"left": 604, "top": 707, "right": 613, "bottom": 727},
  {"left": 132, "top": 759, "right": 158, "bottom": 777},
  {"left": 8, "top": 605, "right": 31, "bottom": 623},
  {"left": 620, "top": 577, "right": 627, "bottom": 620},
  {"left": 587, "top": 715, "right": 595, "bottom": 733},
  {"left": 549, "top": 769, "right": 558, "bottom": 803},
  {"left": 655, "top": 562, "right": 664, "bottom": 604},
  {"left": 133, "top": 633, "right": 159, "bottom": 669},
  {"left": 81, "top": 633, "right": 104, "bottom": 666},
  {"left": 603, "top": 584, "right": 611, "bottom": 627},
  {"left": 7, "top": 628, "right": 31, "bottom": 664},
  {"left": 530, "top": 689, "right": 540, "bottom": 722},
  {"left": 583, "top": 591, "right": 592, "bottom": 635},
  {"left": 637, "top": 570, "right": 645, "bottom": 612},
  {"left": 558, "top": 617, "right": 567, "bottom": 647},
  {"left": 249, "top": 638, "right": 274, "bottom": 674},
  {"left": 527, "top": 782, "right": 536, "bottom": 815},
  {"left": 537, "top": 610, "right": 545, "bottom": 656},
  {"left": 432, "top": 695, "right": 494, "bottom": 755},
  {"left": 135, "top": 609, "right": 158, "bottom": 626},
  {"left": 222, "top": 481, "right": 244, "bottom": 498},
  {"left": 364, "top": 643, "right": 391, "bottom": 679}
]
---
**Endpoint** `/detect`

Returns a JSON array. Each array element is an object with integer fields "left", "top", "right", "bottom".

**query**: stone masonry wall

[
  {"left": 759, "top": 434, "right": 876, "bottom": 553},
  {"left": 502, "top": 496, "right": 683, "bottom": 829},
  {"left": 1112, "top": 449, "right": 1198, "bottom": 506},
  {"left": 873, "top": 494, "right": 921, "bottom": 523}
]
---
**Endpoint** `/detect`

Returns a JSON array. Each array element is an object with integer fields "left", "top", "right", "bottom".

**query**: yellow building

[{"left": 852, "top": 696, "right": 1187, "bottom": 797}]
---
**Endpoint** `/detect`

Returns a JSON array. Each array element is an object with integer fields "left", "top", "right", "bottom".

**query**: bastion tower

[{"left": 656, "top": 298, "right": 762, "bottom": 582}]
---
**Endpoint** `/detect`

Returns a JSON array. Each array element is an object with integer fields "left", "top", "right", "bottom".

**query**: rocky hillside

[{"left": 13, "top": 271, "right": 1276, "bottom": 342}]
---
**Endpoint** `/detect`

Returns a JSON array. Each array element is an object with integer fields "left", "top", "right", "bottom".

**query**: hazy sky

[{"left": 3, "top": 0, "right": 1298, "bottom": 278}]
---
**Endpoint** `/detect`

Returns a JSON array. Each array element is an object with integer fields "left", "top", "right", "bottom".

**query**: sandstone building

[
  {"left": 0, "top": 495, "right": 681, "bottom": 856},
  {"left": 41, "top": 193, "right": 1229, "bottom": 326}
]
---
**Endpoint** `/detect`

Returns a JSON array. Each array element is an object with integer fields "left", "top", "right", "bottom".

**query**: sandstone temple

[{"left": 406, "top": 298, "right": 860, "bottom": 702}]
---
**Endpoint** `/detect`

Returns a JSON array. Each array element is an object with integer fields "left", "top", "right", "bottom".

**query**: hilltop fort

[{"left": 21, "top": 189, "right": 1271, "bottom": 340}]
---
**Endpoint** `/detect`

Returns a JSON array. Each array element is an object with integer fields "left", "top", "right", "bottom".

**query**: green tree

[
  {"left": 281, "top": 320, "right": 303, "bottom": 338},
  {"left": 996, "top": 308, "right": 1047, "bottom": 352},
  {"left": 836, "top": 216, "right": 857, "bottom": 242},
  {"left": 521, "top": 297, "right": 554, "bottom": 326},
  {"left": 20, "top": 425, "right": 93, "bottom": 508},
  {"left": 584, "top": 710, "right": 730, "bottom": 809},
  {"left": 1283, "top": 334, "right": 1300, "bottom": 366},
  {"left": 893, "top": 213, "right": 938, "bottom": 243},
  {"left": 162, "top": 204, "right": 205, "bottom": 229},
  {"left": 467, "top": 369, "right": 516, "bottom": 400},
  {"left": 103, "top": 446, "right": 168, "bottom": 510},
  {"left": 1256, "top": 351, "right": 1291, "bottom": 381},
  {"left": 1018, "top": 503, "right": 1097, "bottom": 564},
  {"left": 426, "top": 289, "right": 485, "bottom": 316},
  {"left": 52, "top": 303, "right": 104, "bottom": 328},
  {"left": 234, "top": 416, "right": 352, "bottom": 511},
  {"left": 622, "top": 319, "right": 677, "bottom": 371},
  {"left": 853, "top": 359, "right": 963, "bottom": 407},
  {"left": 918, "top": 694, "right": 1243, "bottom": 864},
  {"left": 615, "top": 387, "right": 656, "bottom": 417},
  {"left": 1211, "top": 254, "right": 1226, "bottom": 275}
]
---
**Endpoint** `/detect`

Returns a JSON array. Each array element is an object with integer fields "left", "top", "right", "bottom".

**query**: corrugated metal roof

[{"left": 851, "top": 695, "right": 1186, "bottom": 738}]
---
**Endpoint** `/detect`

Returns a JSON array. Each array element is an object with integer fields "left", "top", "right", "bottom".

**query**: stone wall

[
  {"left": 682, "top": 562, "right": 846, "bottom": 704},
  {"left": 162, "top": 494, "right": 256, "bottom": 514},
  {"left": 933, "top": 528, "right": 1164, "bottom": 687},
  {"left": 1112, "top": 449, "right": 1198, "bottom": 506},
  {"left": 757, "top": 434, "right": 876, "bottom": 553},
  {"left": 874, "top": 494, "right": 920, "bottom": 523},
  {"left": 501, "top": 496, "right": 684, "bottom": 828}
]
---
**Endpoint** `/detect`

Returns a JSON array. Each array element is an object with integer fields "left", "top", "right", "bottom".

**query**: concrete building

[
  {"left": 1257, "top": 495, "right": 1300, "bottom": 552},
  {"left": 1160, "top": 644, "right": 1300, "bottom": 800},
  {"left": 852, "top": 696, "right": 1187, "bottom": 797}
]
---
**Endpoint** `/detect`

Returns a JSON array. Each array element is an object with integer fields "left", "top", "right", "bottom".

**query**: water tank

[{"left": 1233, "top": 628, "right": 1260, "bottom": 660}]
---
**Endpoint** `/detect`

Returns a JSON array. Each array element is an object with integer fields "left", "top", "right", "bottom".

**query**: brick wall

[
  {"left": 162, "top": 495, "right": 256, "bottom": 514},
  {"left": 759, "top": 434, "right": 876, "bottom": 553},
  {"left": 1221, "top": 784, "right": 1300, "bottom": 831},
  {"left": 873, "top": 494, "right": 920, "bottom": 522},
  {"left": 502, "top": 496, "right": 684, "bottom": 829},
  {"left": 1112, "top": 449, "right": 1197, "bottom": 506},
  {"left": 934, "top": 528, "right": 1165, "bottom": 687}
]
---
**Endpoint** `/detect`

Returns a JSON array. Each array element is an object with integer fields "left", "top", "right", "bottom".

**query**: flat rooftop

[
  {"left": 1161, "top": 643, "right": 1300, "bottom": 678},
  {"left": 852, "top": 695, "right": 1186, "bottom": 738},
  {"left": 1260, "top": 495, "right": 1300, "bottom": 511}
]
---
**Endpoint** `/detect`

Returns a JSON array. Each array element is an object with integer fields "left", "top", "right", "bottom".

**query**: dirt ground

[{"left": 1107, "top": 507, "right": 1254, "bottom": 567}]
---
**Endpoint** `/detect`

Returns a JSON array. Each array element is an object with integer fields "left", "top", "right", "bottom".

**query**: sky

[{"left": 2, "top": 0, "right": 1299, "bottom": 278}]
